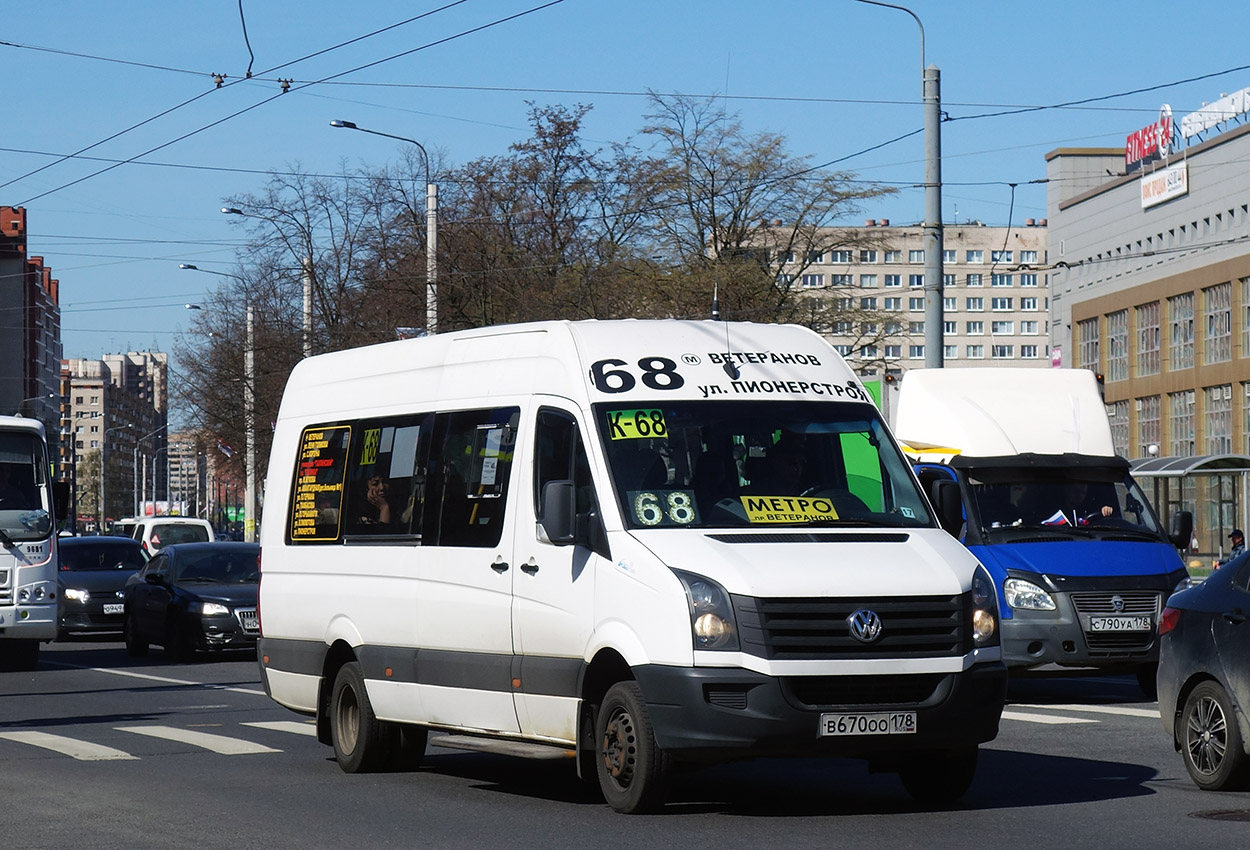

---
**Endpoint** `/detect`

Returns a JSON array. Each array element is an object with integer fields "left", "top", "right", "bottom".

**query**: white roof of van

[{"left": 893, "top": 367, "right": 1115, "bottom": 459}]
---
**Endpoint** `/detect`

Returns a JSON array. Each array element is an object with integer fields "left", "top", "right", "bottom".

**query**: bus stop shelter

[{"left": 1130, "top": 453, "right": 1250, "bottom": 564}]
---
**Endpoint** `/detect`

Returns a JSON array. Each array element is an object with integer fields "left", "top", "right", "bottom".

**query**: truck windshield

[
  {"left": 594, "top": 400, "right": 933, "bottom": 530},
  {"left": 0, "top": 431, "right": 52, "bottom": 542},
  {"left": 968, "top": 472, "right": 1164, "bottom": 537}
]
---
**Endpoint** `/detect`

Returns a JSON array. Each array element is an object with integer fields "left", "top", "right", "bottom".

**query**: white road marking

[
  {"left": 40, "top": 660, "right": 267, "bottom": 696},
  {"left": 116, "top": 725, "right": 280, "bottom": 754},
  {"left": 1000, "top": 710, "right": 1099, "bottom": 725},
  {"left": 1013, "top": 703, "right": 1160, "bottom": 719},
  {"left": 243, "top": 720, "right": 317, "bottom": 736},
  {"left": 0, "top": 731, "right": 137, "bottom": 760}
]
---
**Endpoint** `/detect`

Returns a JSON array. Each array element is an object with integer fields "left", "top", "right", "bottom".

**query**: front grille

[
  {"left": 1071, "top": 591, "right": 1160, "bottom": 615},
  {"left": 235, "top": 608, "right": 260, "bottom": 634},
  {"left": 733, "top": 593, "right": 967, "bottom": 659},
  {"left": 785, "top": 674, "right": 946, "bottom": 708}
]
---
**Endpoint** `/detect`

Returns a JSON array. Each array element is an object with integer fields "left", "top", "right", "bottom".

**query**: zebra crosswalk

[
  {"left": 1002, "top": 702, "right": 1160, "bottom": 725},
  {"left": 0, "top": 719, "right": 317, "bottom": 761}
]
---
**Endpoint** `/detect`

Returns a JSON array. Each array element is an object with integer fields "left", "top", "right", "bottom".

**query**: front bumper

[
  {"left": 1002, "top": 590, "right": 1161, "bottom": 670},
  {"left": 633, "top": 661, "right": 1006, "bottom": 760},
  {"left": 0, "top": 604, "right": 56, "bottom": 640}
]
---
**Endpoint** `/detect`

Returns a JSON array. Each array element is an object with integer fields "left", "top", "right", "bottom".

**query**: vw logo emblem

[
  {"left": 1111, "top": 595, "right": 1125, "bottom": 613},
  {"left": 847, "top": 609, "right": 884, "bottom": 643}
]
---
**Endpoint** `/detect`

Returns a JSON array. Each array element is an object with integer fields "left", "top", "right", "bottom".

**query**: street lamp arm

[
  {"left": 853, "top": 0, "right": 924, "bottom": 70},
  {"left": 330, "top": 119, "right": 430, "bottom": 185}
]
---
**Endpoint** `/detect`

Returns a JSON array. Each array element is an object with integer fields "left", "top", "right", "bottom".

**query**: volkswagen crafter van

[{"left": 257, "top": 319, "right": 1006, "bottom": 813}]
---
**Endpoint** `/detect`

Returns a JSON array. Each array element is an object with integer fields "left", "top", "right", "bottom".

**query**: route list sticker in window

[{"left": 290, "top": 425, "right": 351, "bottom": 541}]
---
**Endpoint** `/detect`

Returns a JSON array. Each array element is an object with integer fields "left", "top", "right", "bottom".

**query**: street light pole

[
  {"left": 133, "top": 425, "right": 167, "bottom": 517},
  {"left": 855, "top": 1, "right": 943, "bottom": 369},
  {"left": 245, "top": 304, "right": 257, "bottom": 542},
  {"left": 330, "top": 119, "right": 439, "bottom": 335}
]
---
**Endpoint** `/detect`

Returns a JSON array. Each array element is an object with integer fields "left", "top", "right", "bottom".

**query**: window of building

[
  {"left": 991, "top": 345, "right": 1015, "bottom": 359},
  {"left": 909, "top": 274, "right": 924, "bottom": 288},
  {"left": 1169, "top": 391, "right": 1196, "bottom": 456},
  {"left": 830, "top": 250, "right": 852, "bottom": 263},
  {"left": 1204, "top": 281, "right": 1232, "bottom": 364},
  {"left": 943, "top": 274, "right": 956, "bottom": 287},
  {"left": 1020, "top": 344, "right": 1039, "bottom": 359},
  {"left": 1020, "top": 250, "right": 1038, "bottom": 264},
  {"left": 884, "top": 250, "right": 902, "bottom": 263},
  {"left": 944, "top": 297, "right": 957, "bottom": 312},
  {"left": 859, "top": 274, "right": 878, "bottom": 288},
  {"left": 966, "top": 321, "right": 984, "bottom": 335},
  {"left": 966, "top": 297, "right": 984, "bottom": 312},
  {"left": 801, "top": 274, "right": 824, "bottom": 289},
  {"left": 1020, "top": 296, "right": 1038, "bottom": 311},
  {"left": 862, "top": 345, "right": 879, "bottom": 359},
  {"left": 885, "top": 344, "right": 901, "bottom": 358},
  {"left": 833, "top": 297, "right": 853, "bottom": 311},
  {"left": 1136, "top": 302, "right": 1160, "bottom": 377},
  {"left": 885, "top": 321, "right": 903, "bottom": 334},
  {"left": 859, "top": 250, "right": 878, "bottom": 263},
  {"left": 884, "top": 274, "right": 901, "bottom": 288},
  {"left": 1077, "top": 317, "right": 1100, "bottom": 372},
  {"left": 966, "top": 273, "right": 983, "bottom": 287},
  {"left": 966, "top": 250, "right": 983, "bottom": 264},
  {"left": 1019, "top": 273, "right": 1038, "bottom": 288},
  {"left": 1106, "top": 310, "right": 1128, "bottom": 382},
  {"left": 1138, "top": 395, "right": 1161, "bottom": 457},
  {"left": 908, "top": 297, "right": 924, "bottom": 311},
  {"left": 1108, "top": 400, "right": 1130, "bottom": 457},
  {"left": 909, "top": 250, "right": 925, "bottom": 264},
  {"left": 943, "top": 249, "right": 956, "bottom": 263},
  {"left": 1244, "top": 383, "right": 1250, "bottom": 455},
  {"left": 991, "top": 274, "right": 1012, "bottom": 287},
  {"left": 1206, "top": 385, "right": 1233, "bottom": 454},
  {"left": 1020, "top": 320, "right": 1039, "bottom": 335},
  {"left": 831, "top": 274, "right": 853, "bottom": 287},
  {"left": 966, "top": 345, "right": 984, "bottom": 358},
  {"left": 1242, "top": 278, "right": 1250, "bottom": 361},
  {"left": 944, "top": 345, "right": 958, "bottom": 359},
  {"left": 991, "top": 297, "right": 1013, "bottom": 311},
  {"left": 861, "top": 322, "right": 879, "bottom": 335},
  {"left": 833, "top": 344, "right": 853, "bottom": 356},
  {"left": 860, "top": 296, "right": 877, "bottom": 310},
  {"left": 884, "top": 297, "right": 901, "bottom": 310},
  {"left": 992, "top": 320, "right": 1014, "bottom": 335},
  {"left": 943, "top": 321, "right": 956, "bottom": 334},
  {"left": 909, "top": 321, "right": 925, "bottom": 334},
  {"left": 808, "top": 251, "right": 825, "bottom": 264},
  {"left": 74, "top": 396, "right": 83, "bottom": 405},
  {"left": 1168, "top": 292, "right": 1195, "bottom": 371},
  {"left": 991, "top": 250, "right": 1013, "bottom": 263},
  {"left": 777, "top": 251, "right": 795, "bottom": 263},
  {"left": 909, "top": 345, "right": 925, "bottom": 359}
]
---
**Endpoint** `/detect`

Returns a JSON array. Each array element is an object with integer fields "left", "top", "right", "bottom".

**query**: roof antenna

[{"left": 713, "top": 282, "right": 739, "bottom": 379}]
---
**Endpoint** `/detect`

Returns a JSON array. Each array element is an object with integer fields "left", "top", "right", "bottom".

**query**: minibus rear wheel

[
  {"left": 595, "top": 681, "right": 671, "bottom": 813},
  {"left": 331, "top": 661, "right": 392, "bottom": 773}
]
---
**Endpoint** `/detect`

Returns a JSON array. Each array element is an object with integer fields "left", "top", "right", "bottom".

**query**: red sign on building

[{"left": 1125, "top": 105, "right": 1173, "bottom": 171}]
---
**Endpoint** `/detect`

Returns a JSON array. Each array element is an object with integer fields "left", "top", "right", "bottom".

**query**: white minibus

[{"left": 257, "top": 319, "right": 1005, "bottom": 813}]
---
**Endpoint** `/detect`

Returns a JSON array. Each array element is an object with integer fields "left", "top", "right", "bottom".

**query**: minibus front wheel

[{"left": 595, "top": 681, "right": 671, "bottom": 814}]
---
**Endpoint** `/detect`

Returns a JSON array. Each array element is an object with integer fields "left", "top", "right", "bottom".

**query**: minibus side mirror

[
  {"left": 539, "top": 480, "right": 577, "bottom": 545},
  {"left": 579, "top": 508, "right": 611, "bottom": 560},
  {"left": 931, "top": 479, "right": 964, "bottom": 537},
  {"left": 52, "top": 481, "right": 70, "bottom": 522},
  {"left": 1169, "top": 510, "right": 1194, "bottom": 551}
]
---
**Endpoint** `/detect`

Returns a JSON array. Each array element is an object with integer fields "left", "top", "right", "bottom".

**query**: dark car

[
  {"left": 57, "top": 536, "right": 147, "bottom": 638},
  {"left": 123, "top": 542, "right": 260, "bottom": 661},
  {"left": 1158, "top": 555, "right": 1250, "bottom": 791}
]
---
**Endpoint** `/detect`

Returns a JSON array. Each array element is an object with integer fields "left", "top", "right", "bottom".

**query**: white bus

[
  {"left": 257, "top": 320, "right": 1005, "bottom": 813},
  {"left": 0, "top": 415, "right": 64, "bottom": 671}
]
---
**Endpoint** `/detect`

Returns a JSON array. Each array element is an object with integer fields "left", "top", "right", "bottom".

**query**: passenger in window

[{"left": 356, "top": 475, "right": 393, "bottom": 527}]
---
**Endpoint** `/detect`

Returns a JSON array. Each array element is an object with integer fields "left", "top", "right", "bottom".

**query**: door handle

[
  {"left": 520, "top": 559, "right": 539, "bottom": 575},
  {"left": 1222, "top": 609, "right": 1247, "bottom": 625},
  {"left": 491, "top": 559, "right": 510, "bottom": 573}
]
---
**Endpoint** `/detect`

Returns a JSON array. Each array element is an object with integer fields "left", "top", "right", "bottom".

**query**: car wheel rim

[
  {"left": 601, "top": 706, "right": 637, "bottom": 790},
  {"left": 1186, "top": 695, "right": 1229, "bottom": 776},
  {"left": 337, "top": 686, "right": 360, "bottom": 756}
]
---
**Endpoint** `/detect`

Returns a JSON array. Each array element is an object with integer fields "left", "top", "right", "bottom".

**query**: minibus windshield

[
  {"left": 0, "top": 431, "right": 52, "bottom": 541},
  {"left": 594, "top": 400, "right": 933, "bottom": 530}
]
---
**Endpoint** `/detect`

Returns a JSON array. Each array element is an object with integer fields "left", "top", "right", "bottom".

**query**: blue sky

[{"left": 6, "top": 0, "right": 1250, "bottom": 362}]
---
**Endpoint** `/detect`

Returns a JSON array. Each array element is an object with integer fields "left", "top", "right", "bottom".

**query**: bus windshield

[
  {"left": 0, "top": 431, "right": 53, "bottom": 541},
  {"left": 968, "top": 471, "right": 1165, "bottom": 538},
  {"left": 594, "top": 400, "right": 933, "bottom": 530}
]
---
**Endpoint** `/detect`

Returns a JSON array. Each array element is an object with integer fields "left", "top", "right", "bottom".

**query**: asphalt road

[{"left": 2, "top": 638, "right": 1248, "bottom": 849}]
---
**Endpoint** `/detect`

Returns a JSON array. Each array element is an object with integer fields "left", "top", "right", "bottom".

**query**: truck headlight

[
  {"left": 672, "top": 569, "right": 739, "bottom": 651},
  {"left": 972, "top": 565, "right": 1000, "bottom": 647},
  {"left": 1003, "top": 577, "right": 1057, "bottom": 611},
  {"left": 64, "top": 588, "right": 90, "bottom": 604}
]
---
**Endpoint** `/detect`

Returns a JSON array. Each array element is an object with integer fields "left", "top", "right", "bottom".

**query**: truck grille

[{"left": 732, "top": 593, "right": 968, "bottom": 659}]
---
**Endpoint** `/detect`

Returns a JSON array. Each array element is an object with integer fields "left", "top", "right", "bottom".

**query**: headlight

[
  {"left": 1003, "top": 577, "right": 1057, "bottom": 611},
  {"left": 972, "top": 565, "right": 1000, "bottom": 647},
  {"left": 200, "top": 602, "right": 230, "bottom": 617},
  {"left": 64, "top": 588, "right": 90, "bottom": 604},
  {"left": 672, "top": 569, "right": 739, "bottom": 651}
]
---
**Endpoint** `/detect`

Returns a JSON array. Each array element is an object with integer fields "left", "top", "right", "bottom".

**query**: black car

[
  {"left": 57, "top": 536, "right": 147, "bottom": 638},
  {"left": 1158, "top": 555, "right": 1250, "bottom": 791},
  {"left": 123, "top": 542, "right": 260, "bottom": 661}
]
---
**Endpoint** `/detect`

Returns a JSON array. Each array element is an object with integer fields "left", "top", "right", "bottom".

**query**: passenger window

[
  {"left": 431, "top": 408, "right": 519, "bottom": 547},
  {"left": 534, "top": 409, "right": 596, "bottom": 518},
  {"left": 342, "top": 415, "right": 431, "bottom": 538}
]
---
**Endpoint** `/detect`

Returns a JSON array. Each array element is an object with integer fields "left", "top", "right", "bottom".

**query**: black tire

[
  {"left": 330, "top": 662, "right": 394, "bottom": 773},
  {"left": 124, "top": 612, "right": 148, "bottom": 657},
  {"left": 899, "top": 746, "right": 979, "bottom": 805},
  {"left": 595, "top": 681, "right": 671, "bottom": 814},
  {"left": 1181, "top": 680, "right": 1250, "bottom": 791},
  {"left": 1137, "top": 663, "right": 1159, "bottom": 700}
]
